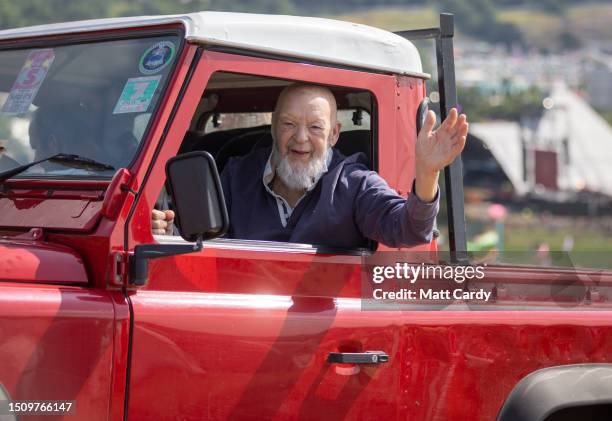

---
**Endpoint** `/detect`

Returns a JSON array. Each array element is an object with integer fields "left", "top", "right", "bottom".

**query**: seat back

[
  {"left": 178, "top": 126, "right": 256, "bottom": 157},
  {"left": 335, "top": 130, "right": 371, "bottom": 164},
  {"left": 215, "top": 126, "right": 272, "bottom": 172}
]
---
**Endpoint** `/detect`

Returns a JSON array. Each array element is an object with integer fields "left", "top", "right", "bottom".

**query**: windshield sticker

[
  {"left": 2, "top": 49, "right": 55, "bottom": 115},
  {"left": 113, "top": 75, "right": 162, "bottom": 114},
  {"left": 139, "top": 41, "right": 176, "bottom": 75}
]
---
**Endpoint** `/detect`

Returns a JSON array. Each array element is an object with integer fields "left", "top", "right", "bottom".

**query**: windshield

[{"left": 0, "top": 35, "right": 180, "bottom": 178}]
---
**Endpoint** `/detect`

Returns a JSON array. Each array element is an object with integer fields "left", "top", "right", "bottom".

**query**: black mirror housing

[{"left": 165, "top": 151, "right": 229, "bottom": 242}]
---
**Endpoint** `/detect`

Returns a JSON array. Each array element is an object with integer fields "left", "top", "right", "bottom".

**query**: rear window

[{"left": 204, "top": 110, "right": 370, "bottom": 133}]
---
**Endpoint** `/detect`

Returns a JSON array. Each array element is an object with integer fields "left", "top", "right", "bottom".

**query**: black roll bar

[{"left": 395, "top": 13, "right": 468, "bottom": 263}]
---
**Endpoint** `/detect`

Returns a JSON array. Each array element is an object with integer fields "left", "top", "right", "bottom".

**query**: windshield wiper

[{"left": 0, "top": 153, "right": 115, "bottom": 184}]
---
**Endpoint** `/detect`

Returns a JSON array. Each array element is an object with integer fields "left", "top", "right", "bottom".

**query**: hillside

[{"left": 334, "top": 2, "right": 612, "bottom": 51}]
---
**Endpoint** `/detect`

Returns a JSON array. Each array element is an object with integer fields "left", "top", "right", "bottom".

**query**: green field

[
  {"left": 504, "top": 226, "right": 612, "bottom": 252},
  {"left": 464, "top": 217, "right": 612, "bottom": 268}
]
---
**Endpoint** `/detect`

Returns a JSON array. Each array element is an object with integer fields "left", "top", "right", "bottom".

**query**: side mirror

[
  {"left": 129, "top": 151, "right": 228, "bottom": 287},
  {"left": 165, "top": 151, "right": 229, "bottom": 241}
]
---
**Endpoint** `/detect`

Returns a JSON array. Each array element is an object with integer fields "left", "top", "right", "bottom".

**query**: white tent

[
  {"left": 536, "top": 82, "right": 612, "bottom": 197},
  {"left": 469, "top": 121, "right": 528, "bottom": 195},
  {"left": 469, "top": 83, "right": 612, "bottom": 198}
]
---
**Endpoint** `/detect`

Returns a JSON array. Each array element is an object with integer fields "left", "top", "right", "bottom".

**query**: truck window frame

[
  {"left": 135, "top": 48, "right": 428, "bottom": 257},
  {"left": 162, "top": 70, "right": 378, "bottom": 254}
]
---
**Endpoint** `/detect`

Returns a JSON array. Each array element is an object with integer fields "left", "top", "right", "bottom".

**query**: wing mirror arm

[{"left": 129, "top": 237, "right": 203, "bottom": 286}]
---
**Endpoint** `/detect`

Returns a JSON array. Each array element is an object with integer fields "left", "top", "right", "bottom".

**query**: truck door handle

[{"left": 327, "top": 351, "right": 389, "bottom": 364}]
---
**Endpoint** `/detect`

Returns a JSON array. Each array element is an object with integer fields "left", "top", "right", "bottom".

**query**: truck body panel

[{"left": 0, "top": 283, "right": 118, "bottom": 419}]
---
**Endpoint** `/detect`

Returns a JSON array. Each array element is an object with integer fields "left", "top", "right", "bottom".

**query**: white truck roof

[{"left": 0, "top": 11, "right": 427, "bottom": 78}]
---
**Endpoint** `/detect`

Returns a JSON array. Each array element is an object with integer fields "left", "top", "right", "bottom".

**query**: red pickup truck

[{"left": 0, "top": 11, "right": 611, "bottom": 421}]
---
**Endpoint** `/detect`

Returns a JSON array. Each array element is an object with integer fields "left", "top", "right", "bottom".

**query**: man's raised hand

[
  {"left": 413, "top": 108, "right": 468, "bottom": 203},
  {"left": 416, "top": 108, "right": 468, "bottom": 174}
]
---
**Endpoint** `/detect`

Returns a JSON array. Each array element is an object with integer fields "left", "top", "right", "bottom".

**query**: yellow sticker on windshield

[{"left": 2, "top": 49, "right": 55, "bottom": 115}]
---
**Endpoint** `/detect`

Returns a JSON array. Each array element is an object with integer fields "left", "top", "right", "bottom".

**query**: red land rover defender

[{"left": 0, "top": 11, "right": 611, "bottom": 421}]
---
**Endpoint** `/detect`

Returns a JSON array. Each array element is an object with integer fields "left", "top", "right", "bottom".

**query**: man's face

[{"left": 272, "top": 87, "right": 340, "bottom": 189}]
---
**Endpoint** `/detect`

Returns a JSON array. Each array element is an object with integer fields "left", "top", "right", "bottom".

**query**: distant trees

[
  {"left": 0, "top": 0, "right": 296, "bottom": 30},
  {"left": 0, "top": 0, "right": 599, "bottom": 48}
]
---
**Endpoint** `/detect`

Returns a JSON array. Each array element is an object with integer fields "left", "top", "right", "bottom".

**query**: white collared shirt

[{"left": 262, "top": 151, "right": 332, "bottom": 227}]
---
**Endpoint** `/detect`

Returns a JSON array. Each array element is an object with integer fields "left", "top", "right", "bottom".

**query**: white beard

[{"left": 273, "top": 143, "right": 331, "bottom": 191}]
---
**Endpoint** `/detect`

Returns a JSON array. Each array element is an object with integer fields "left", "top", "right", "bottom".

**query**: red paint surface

[
  {"left": 126, "top": 248, "right": 612, "bottom": 420},
  {"left": 130, "top": 289, "right": 400, "bottom": 420},
  {"left": 0, "top": 239, "right": 88, "bottom": 284},
  {"left": 108, "top": 291, "right": 131, "bottom": 421},
  {"left": 0, "top": 283, "right": 116, "bottom": 420},
  {"left": 0, "top": 24, "right": 192, "bottom": 421},
  {"left": 100, "top": 168, "right": 133, "bottom": 221},
  {"left": 0, "top": 196, "right": 102, "bottom": 231}
]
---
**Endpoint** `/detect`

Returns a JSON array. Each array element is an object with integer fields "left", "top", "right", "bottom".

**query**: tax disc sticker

[
  {"left": 139, "top": 41, "right": 176, "bottom": 75},
  {"left": 2, "top": 49, "right": 55, "bottom": 115},
  {"left": 113, "top": 75, "right": 161, "bottom": 114}
]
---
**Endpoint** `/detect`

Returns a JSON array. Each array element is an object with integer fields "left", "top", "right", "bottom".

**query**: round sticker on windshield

[{"left": 139, "top": 41, "right": 176, "bottom": 74}]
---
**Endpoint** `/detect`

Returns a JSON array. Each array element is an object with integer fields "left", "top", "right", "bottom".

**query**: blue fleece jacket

[{"left": 220, "top": 147, "right": 439, "bottom": 249}]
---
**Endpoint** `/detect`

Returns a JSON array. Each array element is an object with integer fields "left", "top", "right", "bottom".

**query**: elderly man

[{"left": 153, "top": 83, "right": 468, "bottom": 248}]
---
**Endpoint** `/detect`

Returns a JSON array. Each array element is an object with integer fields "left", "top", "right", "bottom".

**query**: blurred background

[{"left": 0, "top": 0, "right": 611, "bottom": 266}]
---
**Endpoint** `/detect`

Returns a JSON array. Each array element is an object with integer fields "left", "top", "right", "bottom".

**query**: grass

[
  {"left": 333, "top": 7, "right": 438, "bottom": 32},
  {"left": 472, "top": 219, "right": 612, "bottom": 269},
  {"left": 497, "top": 9, "right": 563, "bottom": 49},
  {"left": 437, "top": 218, "right": 612, "bottom": 268},
  {"left": 567, "top": 3, "right": 612, "bottom": 41},
  {"left": 509, "top": 230, "right": 612, "bottom": 252},
  {"left": 332, "top": 3, "right": 612, "bottom": 51}
]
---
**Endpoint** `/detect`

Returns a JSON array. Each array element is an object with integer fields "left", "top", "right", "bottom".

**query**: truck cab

[{"left": 0, "top": 11, "right": 611, "bottom": 421}]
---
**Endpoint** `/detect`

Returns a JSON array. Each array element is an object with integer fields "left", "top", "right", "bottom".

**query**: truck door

[
  {"left": 128, "top": 246, "right": 399, "bottom": 419},
  {"left": 124, "top": 50, "right": 416, "bottom": 419}
]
